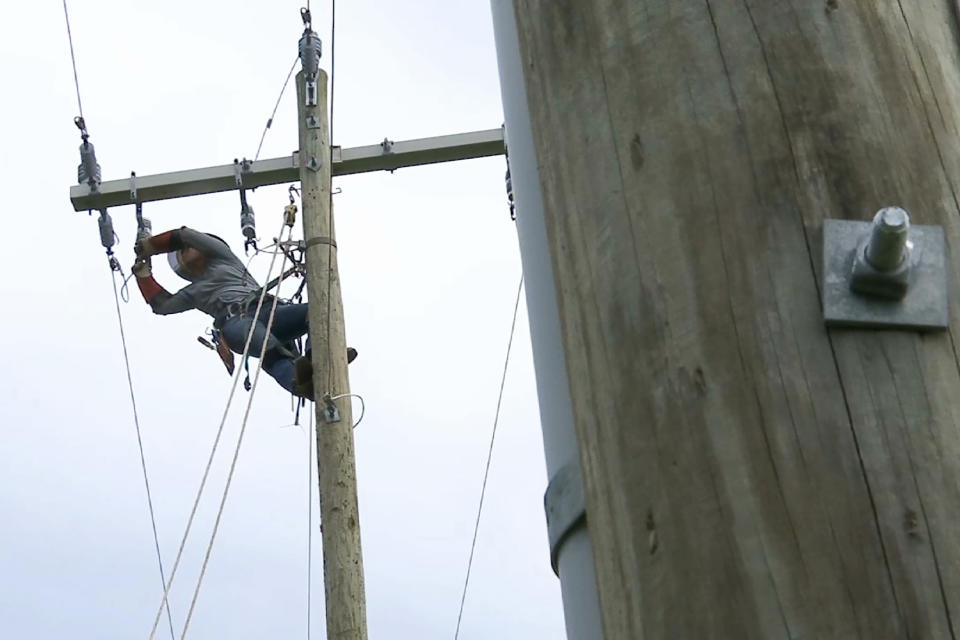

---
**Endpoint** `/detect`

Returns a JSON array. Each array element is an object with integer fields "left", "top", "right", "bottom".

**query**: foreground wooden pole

[
  {"left": 509, "top": 1, "right": 960, "bottom": 638},
  {"left": 297, "top": 69, "right": 368, "bottom": 640}
]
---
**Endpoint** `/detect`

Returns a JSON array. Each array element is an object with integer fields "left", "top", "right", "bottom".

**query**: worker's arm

[
  {"left": 178, "top": 228, "right": 234, "bottom": 261},
  {"left": 136, "top": 227, "right": 233, "bottom": 261},
  {"left": 133, "top": 259, "right": 196, "bottom": 315},
  {"left": 135, "top": 228, "right": 182, "bottom": 256}
]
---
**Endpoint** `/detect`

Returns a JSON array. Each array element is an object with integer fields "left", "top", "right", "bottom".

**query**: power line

[
  {"left": 108, "top": 271, "right": 176, "bottom": 640},
  {"left": 323, "top": 0, "right": 337, "bottom": 389},
  {"left": 66, "top": 3, "right": 172, "bottom": 635},
  {"left": 329, "top": 0, "right": 336, "bottom": 149},
  {"left": 254, "top": 55, "right": 300, "bottom": 162},
  {"left": 454, "top": 275, "right": 524, "bottom": 639},
  {"left": 61, "top": 0, "right": 84, "bottom": 119}
]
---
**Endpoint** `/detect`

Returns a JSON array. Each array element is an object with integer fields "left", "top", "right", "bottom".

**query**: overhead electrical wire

[
  {"left": 323, "top": 0, "right": 337, "bottom": 391},
  {"left": 109, "top": 271, "right": 177, "bottom": 640},
  {"left": 305, "top": 2, "right": 335, "bottom": 625},
  {"left": 62, "top": 0, "right": 84, "bottom": 119},
  {"left": 64, "top": 3, "right": 175, "bottom": 638},
  {"left": 254, "top": 55, "right": 300, "bottom": 162},
  {"left": 62, "top": 3, "right": 496, "bottom": 638},
  {"left": 453, "top": 275, "right": 525, "bottom": 640},
  {"left": 63, "top": 3, "right": 339, "bottom": 637}
]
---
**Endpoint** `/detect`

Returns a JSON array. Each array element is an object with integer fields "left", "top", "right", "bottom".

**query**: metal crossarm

[{"left": 70, "top": 128, "right": 505, "bottom": 212}]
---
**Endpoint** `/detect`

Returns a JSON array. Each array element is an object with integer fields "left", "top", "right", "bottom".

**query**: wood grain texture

[
  {"left": 297, "top": 70, "right": 368, "bottom": 640},
  {"left": 513, "top": 1, "right": 960, "bottom": 638}
]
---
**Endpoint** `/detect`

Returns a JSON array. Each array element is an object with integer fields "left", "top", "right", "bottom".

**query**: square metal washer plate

[{"left": 823, "top": 219, "right": 948, "bottom": 330}]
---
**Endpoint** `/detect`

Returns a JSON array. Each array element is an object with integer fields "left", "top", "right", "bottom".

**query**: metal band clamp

[
  {"left": 306, "top": 236, "right": 337, "bottom": 250},
  {"left": 544, "top": 461, "right": 587, "bottom": 576}
]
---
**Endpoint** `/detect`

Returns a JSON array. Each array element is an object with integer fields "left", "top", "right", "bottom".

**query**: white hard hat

[{"left": 168, "top": 249, "right": 194, "bottom": 281}]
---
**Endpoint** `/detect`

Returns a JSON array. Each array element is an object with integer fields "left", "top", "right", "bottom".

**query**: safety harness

[{"left": 197, "top": 186, "right": 306, "bottom": 391}]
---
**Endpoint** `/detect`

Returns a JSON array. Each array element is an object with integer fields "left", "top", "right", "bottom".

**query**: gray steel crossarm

[{"left": 70, "top": 128, "right": 505, "bottom": 212}]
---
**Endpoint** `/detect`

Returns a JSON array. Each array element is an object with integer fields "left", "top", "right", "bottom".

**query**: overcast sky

[{"left": 0, "top": 1, "right": 565, "bottom": 638}]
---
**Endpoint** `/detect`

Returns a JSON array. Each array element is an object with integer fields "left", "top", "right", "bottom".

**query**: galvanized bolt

[{"left": 865, "top": 207, "right": 910, "bottom": 271}]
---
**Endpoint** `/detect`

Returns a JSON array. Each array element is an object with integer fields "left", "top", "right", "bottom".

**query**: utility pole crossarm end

[{"left": 69, "top": 128, "right": 505, "bottom": 212}]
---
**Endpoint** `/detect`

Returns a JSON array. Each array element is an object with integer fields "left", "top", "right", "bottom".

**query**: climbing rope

[
  {"left": 178, "top": 224, "right": 295, "bottom": 639},
  {"left": 453, "top": 275, "right": 524, "bottom": 640},
  {"left": 108, "top": 269, "right": 177, "bottom": 640},
  {"left": 147, "top": 217, "right": 290, "bottom": 640}
]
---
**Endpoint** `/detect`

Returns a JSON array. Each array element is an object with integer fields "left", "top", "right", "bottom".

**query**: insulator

[
  {"left": 299, "top": 30, "right": 322, "bottom": 78},
  {"left": 137, "top": 216, "right": 153, "bottom": 239},
  {"left": 98, "top": 210, "right": 115, "bottom": 250},
  {"left": 240, "top": 204, "right": 256, "bottom": 240},
  {"left": 78, "top": 140, "right": 101, "bottom": 187}
]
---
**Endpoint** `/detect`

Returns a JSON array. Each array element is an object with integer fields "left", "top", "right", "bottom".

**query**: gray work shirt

[{"left": 151, "top": 228, "right": 261, "bottom": 321}]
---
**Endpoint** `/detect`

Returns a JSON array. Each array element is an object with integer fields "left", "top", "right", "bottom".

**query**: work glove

[
  {"left": 134, "top": 235, "right": 160, "bottom": 258},
  {"left": 132, "top": 257, "right": 153, "bottom": 278}
]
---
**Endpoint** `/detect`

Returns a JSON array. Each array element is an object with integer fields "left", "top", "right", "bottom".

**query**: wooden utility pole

[
  {"left": 500, "top": 1, "right": 960, "bottom": 638},
  {"left": 297, "top": 68, "right": 368, "bottom": 640},
  {"left": 68, "top": 18, "right": 505, "bottom": 637}
]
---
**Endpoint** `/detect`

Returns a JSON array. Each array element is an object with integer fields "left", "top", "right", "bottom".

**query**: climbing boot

[
  {"left": 293, "top": 348, "right": 359, "bottom": 401},
  {"left": 293, "top": 356, "right": 315, "bottom": 401}
]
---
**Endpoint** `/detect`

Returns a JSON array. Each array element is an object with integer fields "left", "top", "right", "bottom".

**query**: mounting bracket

[{"left": 823, "top": 211, "right": 948, "bottom": 330}]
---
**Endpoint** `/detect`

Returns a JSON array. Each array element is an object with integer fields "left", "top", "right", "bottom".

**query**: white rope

[
  {"left": 178, "top": 226, "right": 295, "bottom": 638},
  {"left": 306, "top": 407, "right": 315, "bottom": 640},
  {"left": 147, "top": 219, "right": 290, "bottom": 639}
]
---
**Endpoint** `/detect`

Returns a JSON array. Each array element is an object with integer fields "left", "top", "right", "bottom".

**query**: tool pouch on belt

[{"left": 216, "top": 334, "right": 236, "bottom": 376}]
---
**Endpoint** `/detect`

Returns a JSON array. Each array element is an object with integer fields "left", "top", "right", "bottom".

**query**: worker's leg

[
  {"left": 270, "top": 303, "right": 358, "bottom": 364},
  {"left": 221, "top": 314, "right": 286, "bottom": 356},
  {"left": 221, "top": 313, "right": 298, "bottom": 393},
  {"left": 270, "top": 303, "right": 309, "bottom": 342},
  {"left": 262, "top": 356, "right": 296, "bottom": 394}
]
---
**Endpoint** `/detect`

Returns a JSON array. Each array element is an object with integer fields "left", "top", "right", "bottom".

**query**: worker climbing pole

[
  {"left": 295, "top": 6, "right": 369, "bottom": 639},
  {"left": 64, "top": 2, "right": 507, "bottom": 636}
]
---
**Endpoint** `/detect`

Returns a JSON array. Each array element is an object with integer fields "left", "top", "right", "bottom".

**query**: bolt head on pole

[
  {"left": 865, "top": 207, "right": 910, "bottom": 271},
  {"left": 850, "top": 207, "right": 912, "bottom": 300},
  {"left": 822, "top": 209, "right": 948, "bottom": 330}
]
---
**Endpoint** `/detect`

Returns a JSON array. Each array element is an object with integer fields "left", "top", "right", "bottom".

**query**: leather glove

[
  {"left": 134, "top": 236, "right": 159, "bottom": 258},
  {"left": 132, "top": 257, "right": 153, "bottom": 278}
]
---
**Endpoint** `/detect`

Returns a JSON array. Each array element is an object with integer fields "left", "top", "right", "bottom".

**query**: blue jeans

[{"left": 220, "top": 303, "right": 309, "bottom": 393}]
